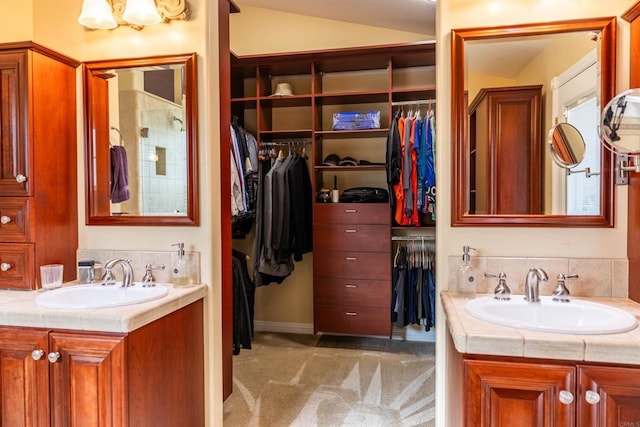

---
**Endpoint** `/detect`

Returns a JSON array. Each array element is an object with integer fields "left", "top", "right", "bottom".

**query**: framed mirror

[
  {"left": 451, "top": 17, "right": 615, "bottom": 227},
  {"left": 83, "top": 53, "right": 199, "bottom": 226}
]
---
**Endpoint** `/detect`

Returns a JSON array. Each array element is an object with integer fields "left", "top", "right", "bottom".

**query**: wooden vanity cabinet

[
  {"left": 0, "top": 300, "right": 203, "bottom": 426},
  {"left": 0, "top": 42, "right": 78, "bottom": 289},
  {"left": 464, "top": 356, "right": 640, "bottom": 427}
]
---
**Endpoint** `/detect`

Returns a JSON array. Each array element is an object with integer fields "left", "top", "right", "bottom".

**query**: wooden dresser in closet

[
  {"left": 313, "top": 203, "right": 391, "bottom": 337},
  {"left": 0, "top": 42, "right": 78, "bottom": 289}
]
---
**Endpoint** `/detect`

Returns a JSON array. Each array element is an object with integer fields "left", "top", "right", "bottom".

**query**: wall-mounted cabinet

[
  {"left": 0, "top": 42, "right": 78, "bottom": 289},
  {"left": 231, "top": 42, "right": 436, "bottom": 336}
]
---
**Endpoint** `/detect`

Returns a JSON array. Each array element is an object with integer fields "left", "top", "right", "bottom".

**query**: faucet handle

[
  {"left": 484, "top": 272, "right": 511, "bottom": 301},
  {"left": 142, "top": 264, "right": 165, "bottom": 287},
  {"left": 552, "top": 273, "right": 578, "bottom": 303}
]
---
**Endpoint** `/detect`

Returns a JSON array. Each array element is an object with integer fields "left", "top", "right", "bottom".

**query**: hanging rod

[
  {"left": 391, "top": 99, "right": 436, "bottom": 106},
  {"left": 261, "top": 140, "right": 311, "bottom": 146},
  {"left": 392, "top": 235, "right": 436, "bottom": 241}
]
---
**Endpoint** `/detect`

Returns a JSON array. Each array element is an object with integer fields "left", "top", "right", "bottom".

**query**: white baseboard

[
  {"left": 253, "top": 320, "right": 314, "bottom": 335},
  {"left": 253, "top": 320, "right": 436, "bottom": 343}
]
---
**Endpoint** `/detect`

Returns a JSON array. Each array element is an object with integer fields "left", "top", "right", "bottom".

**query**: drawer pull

[
  {"left": 345, "top": 257, "right": 358, "bottom": 261},
  {"left": 344, "top": 229, "right": 357, "bottom": 233},
  {"left": 345, "top": 312, "right": 358, "bottom": 316},
  {"left": 0, "top": 216, "right": 10, "bottom": 224},
  {"left": 344, "top": 209, "right": 358, "bottom": 213},
  {"left": 1, "top": 263, "right": 11, "bottom": 272},
  {"left": 345, "top": 284, "right": 359, "bottom": 288},
  {"left": 15, "top": 174, "right": 27, "bottom": 184}
]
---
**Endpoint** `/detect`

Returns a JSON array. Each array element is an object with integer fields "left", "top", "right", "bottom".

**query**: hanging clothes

[
  {"left": 387, "top": 105, "right": 437, "bottom": 226},
  {"left": 231, "top": 119, "right": 259, "bottom": 238},
  {"left": 232, "top": 249, "right": 255, "bottom": 355},
  {"left": 391, "top": 240, "right": 436, "bottom": 331},
  {"left": 253, "top": 145, "right": 313, "bottom": 286}
]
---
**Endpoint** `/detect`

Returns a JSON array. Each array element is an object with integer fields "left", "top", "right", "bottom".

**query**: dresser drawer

[
  {"left": 314, "top": 203, "right": 390, "bottom": 225},
  {"left": 314, "top": 305, "right": 391, "bottom": 336},
  {"left": 314, "top": 277, "right": 390, "bottom": 307},
  {"left": 0, "top": 198, "right": 30, "bottom": 242},
  {"left": 314, "top": 251, "right": 391, "bottom": 280},
  {"left": 313, "top": 224, "right": 390, "bottom": 253},
  {"left": 0, "top": 243, "right": 35, "bottom": 290}
]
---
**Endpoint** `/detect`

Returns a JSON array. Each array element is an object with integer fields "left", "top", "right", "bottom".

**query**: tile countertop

[
  {"left": 441, "top": 291, "right": 640, "bottom": 365},
  {"left": 0, "top": 283, "right": 207, "bottom": 334}
]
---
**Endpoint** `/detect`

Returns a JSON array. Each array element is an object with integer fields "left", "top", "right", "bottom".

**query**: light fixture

[
  {"left": 78, "top": 0, "right": 117, "bottom": 30},
  {"left": 78, "top": 0, "right": 190, "bottom": 30},
  {"left": 123, "top": 0, "right": 161, "bottom": 26}
]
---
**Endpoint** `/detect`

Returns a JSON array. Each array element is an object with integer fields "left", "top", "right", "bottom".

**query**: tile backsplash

[
  {"left": 76, "top": 249, "right": 201, "bottom": 285},
  {"left": 448, "top": 256, "right": 628, "bottom": 298}
]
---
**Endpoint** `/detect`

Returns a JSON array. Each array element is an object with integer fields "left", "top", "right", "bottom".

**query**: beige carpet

[{"left": 223, "top": 332, "right": 436, "bottom": 426}]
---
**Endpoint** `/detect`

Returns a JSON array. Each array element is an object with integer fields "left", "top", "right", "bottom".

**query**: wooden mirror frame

[
  {"left": 83, "top": 53, "right": 199, "bottom": 226},
  {"left": 451, "top": 17, "right": 616, "bottom": 227}
]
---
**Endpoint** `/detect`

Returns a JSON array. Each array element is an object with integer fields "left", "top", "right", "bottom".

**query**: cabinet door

[
  {"left": 465, "top": 359, "right": 575, "bottom": 427},
  {"left": 49, "top": 332, "right": 126, "bottom": 427},
  {"left": 0, "top": 327, "right": 50, "bottom": 427},
  {"left": 0, "top": 51, "right": 30, "bottom": 196},
  {"left": 578, "top": 365, "right": 640, "bottom": 427}
]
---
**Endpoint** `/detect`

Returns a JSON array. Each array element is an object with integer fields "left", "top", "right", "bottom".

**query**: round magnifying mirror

[
  {"left": 548, "top": 123, "right": 586, "bottom": 169},
  {"left": 601, "top": 88, "right": 640, "bottom": 154}
]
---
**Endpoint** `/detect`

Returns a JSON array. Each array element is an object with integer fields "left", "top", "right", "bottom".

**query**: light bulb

[
  {"left": 123, "top": 0, "right": 162, "bottom": 26},
  {"left": 78, "top": 0, "right": 117, "bottom": 30}
]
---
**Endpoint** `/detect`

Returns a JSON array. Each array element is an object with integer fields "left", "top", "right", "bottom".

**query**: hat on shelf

[
  {"left": 271, "top": 82, "right": 294, "bottom": 96},
  {"left": 320, "top": 153, "right": 340, "bottom": 166},
  {"left": 338, "top": 156, "right": 358, "bottom": 166}
]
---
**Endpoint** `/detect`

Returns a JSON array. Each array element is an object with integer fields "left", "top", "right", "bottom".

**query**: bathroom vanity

[
  {"left": 0, "top": 284, "right": 206, "bottom": 426},
  {"left": 442, "top": 292, "right": 640, "bottom": 427}
]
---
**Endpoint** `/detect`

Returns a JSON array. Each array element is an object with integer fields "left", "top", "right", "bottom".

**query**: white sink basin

[
  {"left": 465, "top": 296, "right": 638, "bottom": 335},
  {"left": 35, "top": 283, "right": 169, "bottom": 310}
]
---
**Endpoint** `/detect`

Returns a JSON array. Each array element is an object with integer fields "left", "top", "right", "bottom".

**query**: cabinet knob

[
  {"left": 585, "top": 390, "right": 600, "bottom": 405},
  {"left": 47, "top": 352, "right": 60, "bottom": 363},
  {"left": 15, "top": 174, "right": 27, "bottom": 184},
  {"left": 558, "top": 390, "right": 574, "bottom": 405},
  {"left": 1, "top": 263, "right": 11, "bottom": 271},
  {"left": 31, "top": 349, "right": 45, "bottom": 360},
  {"left": 0, "top": 216, "right": 11, "bottom": 224}
]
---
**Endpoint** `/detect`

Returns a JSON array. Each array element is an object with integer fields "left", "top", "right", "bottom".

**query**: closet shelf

[
  {"left": 314, "top": 91, "right": 389, "bottom": 105},
  {"left": 314, "top": 165, "right": 386, "bottom": 171},
  {"left": 258, "top": 94, "right": 312, "bottom": 107},
  {"left": 315, "top": 129, "right": 389, "bottom": 139},
  {"left": 259, "top": 129, "right": 313, "bottom": 139}
]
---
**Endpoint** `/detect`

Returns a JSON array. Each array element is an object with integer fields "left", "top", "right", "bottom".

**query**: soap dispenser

[
  {"left": 457, "top": 245, "right": 477, "bottom": 298},
  {"left": 172, "top": 243, "right": 190, "bottom": 287}
]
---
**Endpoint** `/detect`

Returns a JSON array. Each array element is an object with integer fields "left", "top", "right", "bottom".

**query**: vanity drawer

[
  {"left": 313, "top": 224, "right": 390, "bottom": 253},
  {"left": 314, "top": 305, "right": 391, "bottom": 336},
  {"left": 0, "top": 198, "right": 30, "bottom": 242},
  {"left": 314, "top": 203, "right": 390, "bottom": 225},
  {"left": 0, "top": 243, "right": 35, "bottom": 290},
  {"left": 313, "top": 251, "right": 391, "bottom": 280},
  {"left": 314, "top": 277, "right": 390, "bottom": 307}
]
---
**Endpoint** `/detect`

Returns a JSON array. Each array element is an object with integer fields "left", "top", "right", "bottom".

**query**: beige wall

[
  {"left": 437, "top": 0, "right": 636, "bottom": 424},
  {"left": 230, "top": 5, "right": 431, "bottom": 55}
]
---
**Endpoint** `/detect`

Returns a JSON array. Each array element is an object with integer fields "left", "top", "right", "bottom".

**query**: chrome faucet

[
  {"left": 101, "top": 259, "right": 134, "bottom": 287},
  {"left": 524, "top": 268, "right": 548, "bottom": 302}
]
